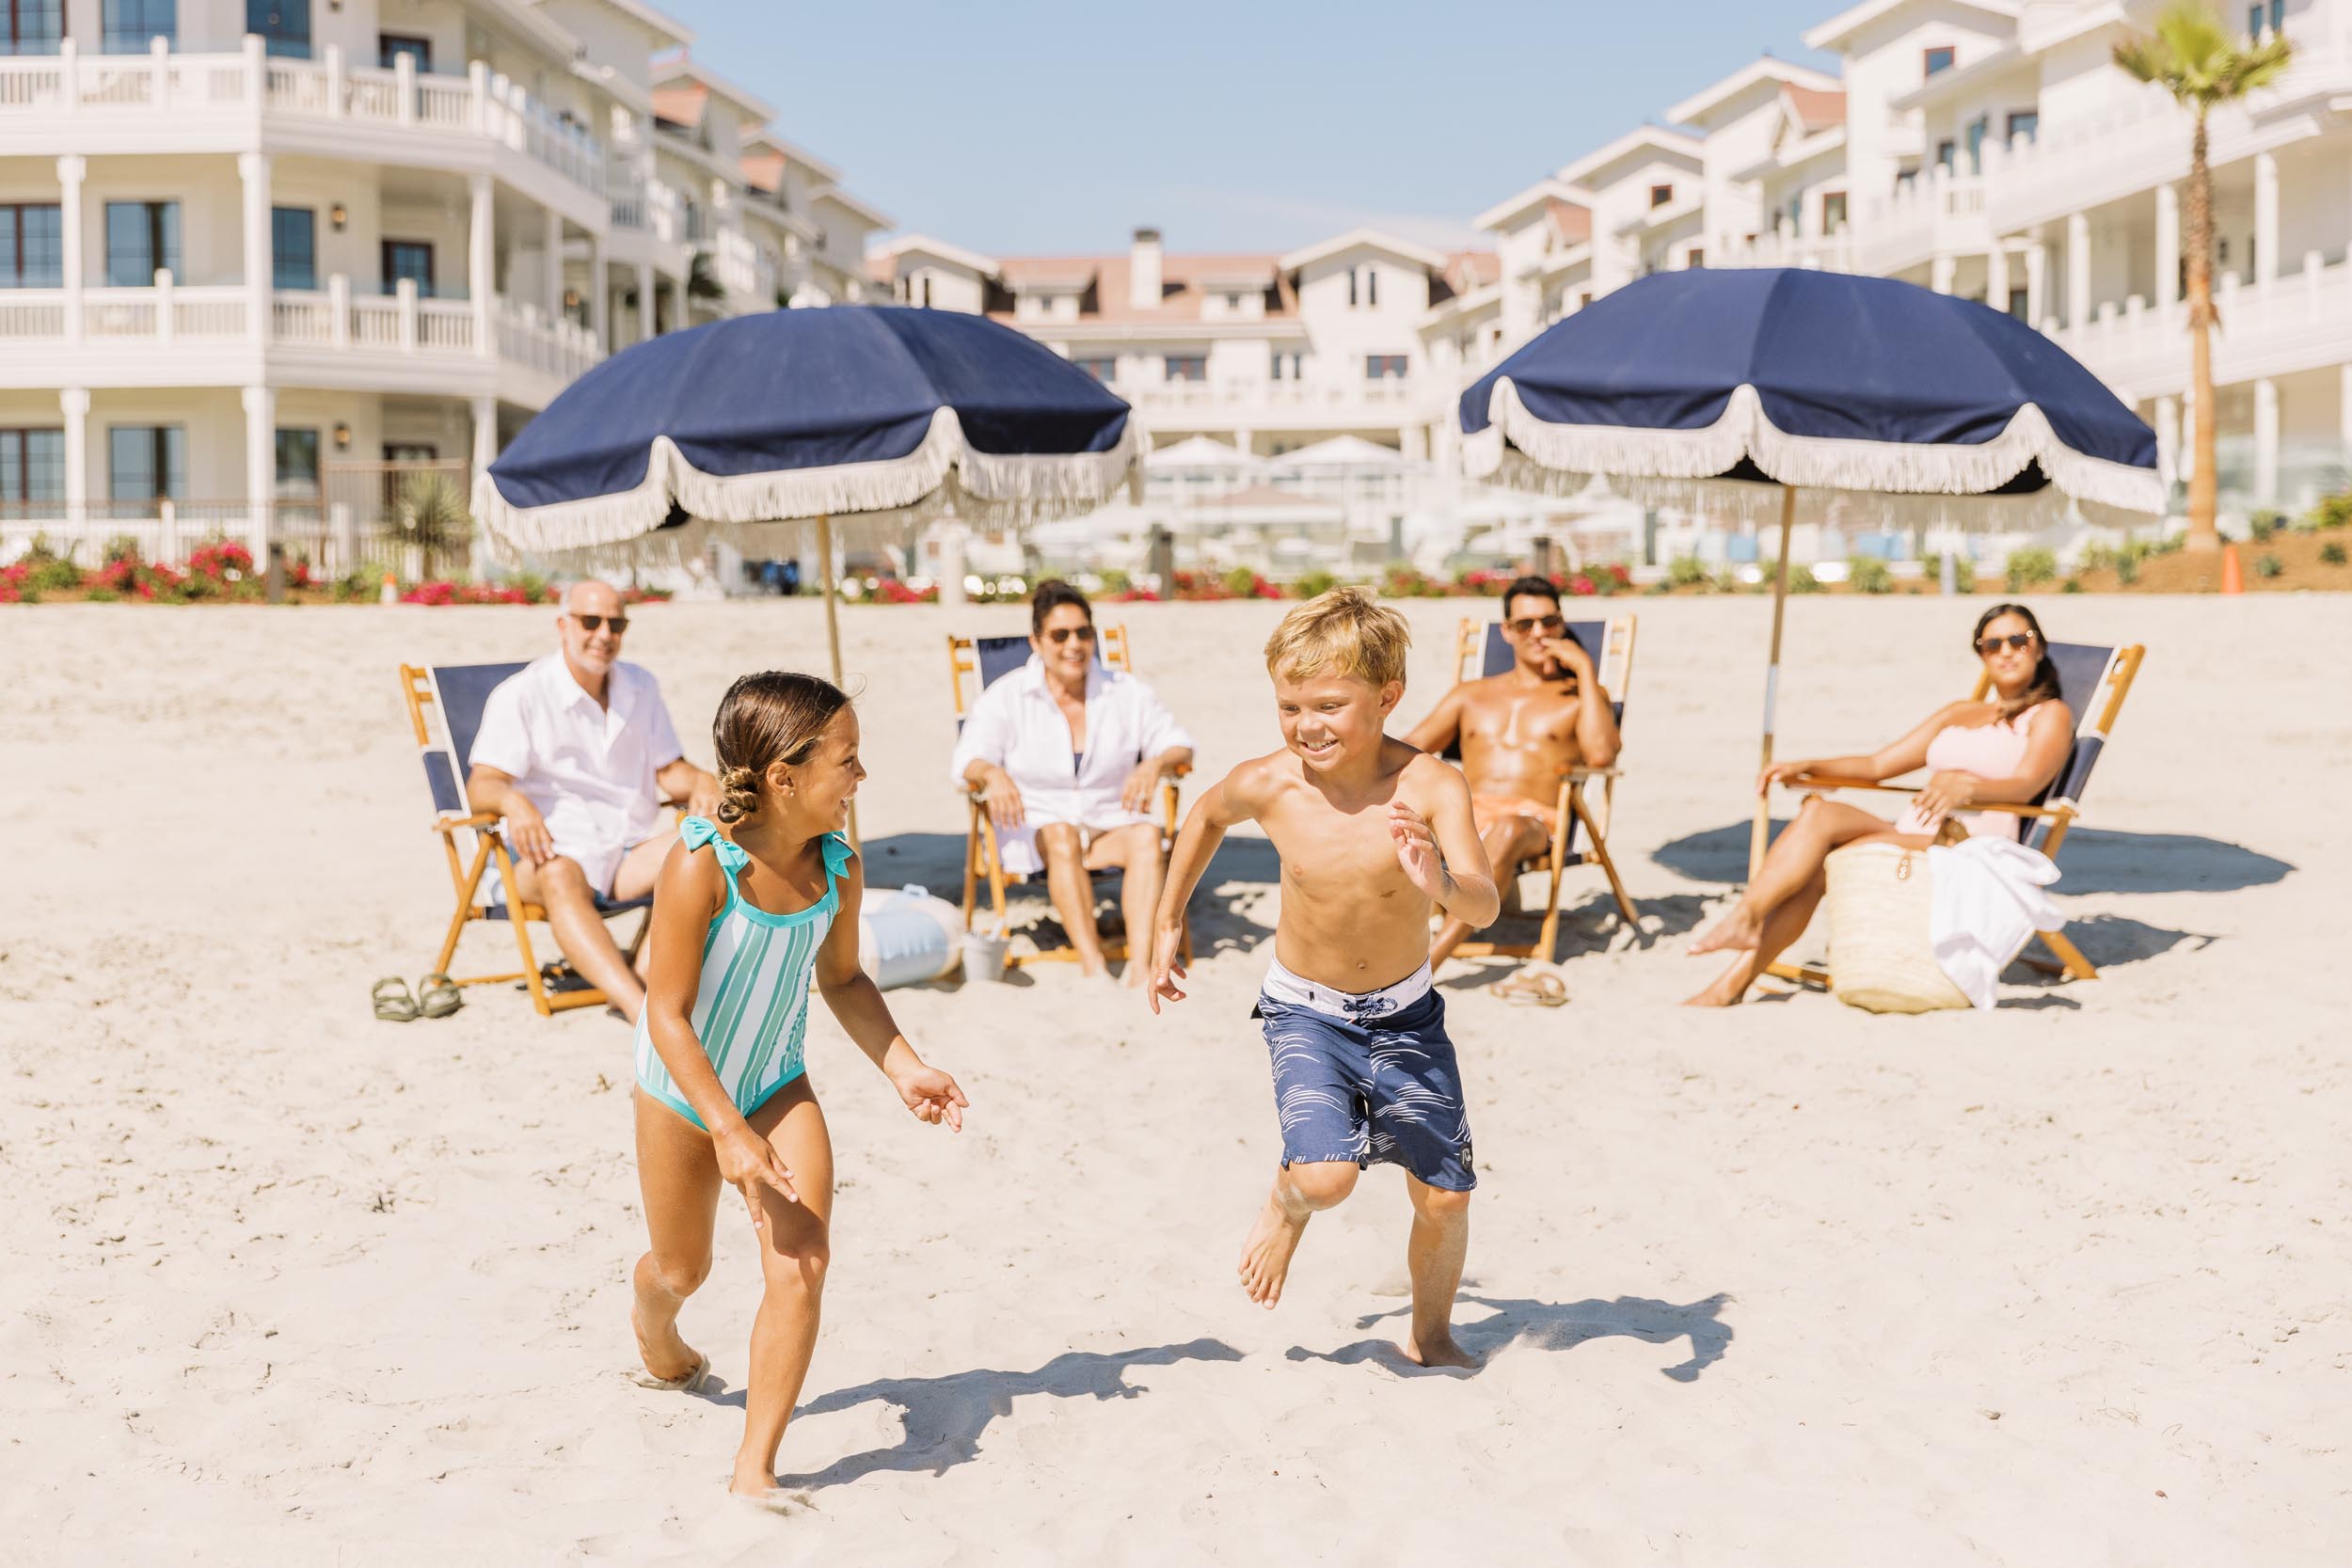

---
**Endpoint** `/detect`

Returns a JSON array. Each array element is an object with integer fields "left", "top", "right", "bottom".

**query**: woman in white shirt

[{"left": 951, "top": 581, "right": 1196, "bottom": 985}]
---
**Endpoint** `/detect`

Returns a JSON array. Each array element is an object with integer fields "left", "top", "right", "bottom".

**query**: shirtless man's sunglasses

[{"left": 1506, "top": 612, "right": 1566, "bottom": 636}]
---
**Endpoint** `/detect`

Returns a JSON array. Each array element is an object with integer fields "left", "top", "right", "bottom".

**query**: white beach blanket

[{"left": 1927, "top": 837, "right": 2064, "bottom": 1009}]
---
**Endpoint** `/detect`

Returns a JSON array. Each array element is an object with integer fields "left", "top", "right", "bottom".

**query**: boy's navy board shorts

[{"left": 1251, "top": 957, "right": 1475, "bottom": 1193}]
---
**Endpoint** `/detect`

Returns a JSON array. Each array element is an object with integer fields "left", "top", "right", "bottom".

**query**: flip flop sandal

[
  {"left": 416, "top": 973, "right": 464, "bottom": 1020},
  {"left": 372, "top": 976, "right": 419, "bottom": 1022},
  {"left": 1494, "top": 970, "right": 1568, "bottom": 1008}
]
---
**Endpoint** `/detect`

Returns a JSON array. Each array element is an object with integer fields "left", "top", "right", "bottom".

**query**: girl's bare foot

[
  {"left": 1401, "top": 1330, "right": 1482, "bottom": 1370},
  {"left": 1688, "top": 901, "right": 1764, "bottom": 956},
  {"left": 1237, "top": 1194, "right": 1310, "bottom": 1308},
  {"left": 630, "top": 1303, "right": 704, "bottom": 1386}
]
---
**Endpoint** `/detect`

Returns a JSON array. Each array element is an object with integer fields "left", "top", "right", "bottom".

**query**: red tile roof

[
  {"left": 1545, "top": 198, "right": 1592, "bottom": 245},
  {"left": 1784, "top": 86, "right": 1847, "bottom": 133},
  {"left": 651, "top": 83, "right": 706, "bottom": 129}
]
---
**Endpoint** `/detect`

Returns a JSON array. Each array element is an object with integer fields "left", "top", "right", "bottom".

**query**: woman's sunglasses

[
  {"left": 1042, "top": 625, "right": 1097, "bottom": 645},
  {"left": 1975, "top": 632, "right": 2035, "bottom": 656},
  {"left": 574, "top": 613, "right": 628, "bottom": 635}
]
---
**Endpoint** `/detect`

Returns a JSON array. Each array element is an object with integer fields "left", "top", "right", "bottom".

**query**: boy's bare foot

[
  {"left": 630, "top": 1304, "right": 704, "bottom": 1387},
  {"left": 728, "top": 1468, "right": 808, "bottom": 1511},
  {"left": 1237, "top": 1194, "right": 1309, "bottom": 1307},
  {"left": 1401, "top": 1329, "right": 1482, "bottom": 1370},
  {"left": 1688, "top": 902, "right": 1763, "bottom": 956}
]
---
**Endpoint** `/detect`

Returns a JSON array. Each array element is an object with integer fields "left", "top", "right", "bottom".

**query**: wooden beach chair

[
  {"left": 1439, "top": 613, "right": 1641, "bottom": 966},
  {"left": 398, "top": 661, "right": 658, "bottom": 1017},
  {"left": 947, "top": 626, "right": 1189, "bottom": 970},
  {"left": 1767, "top": 639, "right": 2146, "bottom": 986}
]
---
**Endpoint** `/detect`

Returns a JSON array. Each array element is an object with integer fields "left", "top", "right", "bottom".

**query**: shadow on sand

[
  {"left": 754, "top": 1338, "right": 1245, "bottom": 1490},
  {"left": 1289, "top": 1291, "right": 1734, "bottom": 1383},
  {"left": 1651, "top": 819, "right": 2294, "bottom": 897}
]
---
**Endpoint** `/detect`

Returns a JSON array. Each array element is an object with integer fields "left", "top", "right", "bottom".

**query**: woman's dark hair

[
  {"left": 710, "top": 671, "right": 851, "bottom": 824},
  {"left": 1030, "top": 578, "right": 1092, "bottom": 636},
  {"left": 1972, "top": 602, "right": 2062, "bottom": 721}
]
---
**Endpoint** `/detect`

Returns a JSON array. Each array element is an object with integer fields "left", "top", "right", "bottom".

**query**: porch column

[
  {"left": 56, "top": 155, "right": 85, "bottom": 343},
  {"left": 2253, "top": 151, "right": 2279, "bottom": 288},
  {"left": 469, "top": 173, "right": 494, "bottom": 359},
  {"left": 238, "top": 152, "right": 271, "bottom": 345},
  {"left": 470, "top": 396, "right": 498, "bottom": 572},
  {"left": 2066, "top": 211, "right": 2090, "bottom": 330},
  {"left": 2153, "top": 393, "right": 2180, "bottom": 489},
  {"left": 2253, "top": 376, "right": 2279, "bottom": 504},
  {"left": 669, "top": 271, "right": 687, "bottom": 331},
  {"left": 241, "top": 384, "right": 276, "bottom": 558},
  {"left": 2024, "top": 239, "right": 2047, "bottom": 327},
  {"left": 2154, "top": 182, "right": 2180, "bottom": 313},
  {"left": 1930, "top": 254, "right": 1956, "bottom": 294},
  {"left": 589, "top": 234, "right": 609, "bottom": 350},
  {"left": 543, "top": 207, "right": 563, "bottom": 319},
  {"left": 636, "top": 260, "right": 655, "bottom": 341},
  {"left": 1987, "top": 245, "right": 2011, "bottom": 314},
  {"left": 60, "top": 388, "right": 88, "bottom": 531}
]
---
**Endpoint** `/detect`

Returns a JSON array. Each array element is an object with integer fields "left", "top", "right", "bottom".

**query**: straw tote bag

[{"left": 1822, "top": 842, "right": 1971, "bottom": 1014}]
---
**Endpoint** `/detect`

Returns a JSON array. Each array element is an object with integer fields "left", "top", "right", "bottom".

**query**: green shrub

[
  {"left": 1931, "top": 551, "right": 1978, "bottom": 593},
  {"left": 1845, "top": 556, "right": 1893, "bottom": 594},
  {"left": 2061, "top": 576, "right": 2083, "bottom": 593},
  {"left": 1667, "top": 555, "right": 1708, "bottom": 588},
  {"left": 2116, "top": 554, "right": 2139, "bottom": 585},
  {"left": 1221, "top": 565, "right": 1260, "bottom": 598},
  {"left": 332, "top": 569, "right": 380, "bottom": 604},
  {"left": 1711, "top": 569, "right": 1745, "bottom": 594},
  {"left": 2249, "top": 509, "right": 2286, "bottom": 541},
  {"left": 2254, "top": 553, "right": 2283, "bottom": 578},
  {"left": 2303, "top": 491, "right": 2352, "bottom": 531},
  {"left": 1097, "top": 568, "right": 1134, "bottom": 595},
  {"left": 1788, "top": 564, "right": 1823, "bottom": 594},
  {"left": 1289, "top": 569, "right": 1339, "bottom": 601},
  {"left": 2005, "top": 546, "right": 2059, "bottom": 590},
  {"left": 83, "top": 587, "right": 117, "bottom": 602},
  {"left": 25, "top": 556, "right": 84, "bottom": 594},
  {"left": 2322, "top": 541, "right": 2346, "bottom": 565},
  {"left": 102, "top": 534, "right": 143, "bottom": 566}
]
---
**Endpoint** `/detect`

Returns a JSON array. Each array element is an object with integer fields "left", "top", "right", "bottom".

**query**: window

[
  {"left": 102, "top": 0, "right": 175, "bottom": 52},
  {"left": 2007, "top": 287, "right": 2028, "bottom": 319},
  {"left": 920, "top": 274, "right": 930, "bottom": 308},
  {"left": 274, "top": 429, "right": 320, "bottom": 498},
  {"left": 1924, "top": 44, "right": 1955, "bottom": 75},
  {"left": 381, "top": 240, "right": 434, "bottom": 296},
  {"left": 1365, "top": 354, "right": 1407, "bottom": 380},
  {"left": 107, "top": 426, "right": 185, "bottom": 502},
  {"left": 247, "top": 0, "right": 310, "bottom": 57},
  {"left": 1366, "top": 266, "right": 1377, "bottom": 307},
  {"left": 1788, "top": 194, "right": 1804, "bottom": 238},
  {"left": 383, "top": 443, "right": 437, "bottom": 463},
  {"left": 2249, "top": 0, "right": 2283, "bottom": 34},
  {"left": 1222, "top": 292, "right": 1242, "bottom": 309},
  {"left": 272, "top": 207, "right": 315, "bottom": 291},
  {"left": 1896, "top": 164, "right": 1919, "bottom": 191},
  {"left": 1073, "top": 356, "right": 1116, "bottom": 383},
  {"left": 378, "top": 34, "right": 430, "bottom": 71},
  {"left": 1346, "top": 267, "right": 1358, "bottom": 307},
  {"left": 1822, "top": 191, "right": 1848, "bottom": 232},
  {"left": 1650, "top": 183, "right": 1674, "bottom": 208},
  {"left": 2, "top": 0, "right": 63, "bottom": 54},
  {"left": 1685, "top": 247, "right": 1705, "bottom": 269},
  {"left": 1964, "top": 114, "right": 1989, "bottom": 173},
  {"left": 104, "top": 201, "right": 180, "bottom": 287},
  {"left": 0, "top": 428, "right": 64, "bottom": 509},
  {"left": 1935, "top": 139, "right": 1957, "bottom": 172},
  {"left": 0, "top": 204, "right": 61, "bottom": 288},
  {"left": 1579, "top": 292, "right": 1593, "bottom": 309},
  {"left": 1269, "top": 350, "right": 1302, "bottom": 380},
  {"left": 1163, "top": 356, "right": 1206, "bottom": 382},
  {"left": 2005, "top": 109, "right": 2038, "bottom": 144}
]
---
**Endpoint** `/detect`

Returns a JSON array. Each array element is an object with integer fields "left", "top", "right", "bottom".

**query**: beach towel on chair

[{"left": 1928, "top": 837, "right": 2062, "bottom": 1009}]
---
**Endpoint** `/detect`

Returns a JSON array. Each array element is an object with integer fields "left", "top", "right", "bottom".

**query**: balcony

[
  {"left": 2050, "top": 257, "right": 2352, "bottom": 404},
  {"left": 0, "top": 39, "right": 607, "bottom": 211},
  {"left": 1721, "top": 230, "right": 1855, "bottom": 273},
  {"left": 1854, "top": 168, "right": 1987, "bottom": 277}
]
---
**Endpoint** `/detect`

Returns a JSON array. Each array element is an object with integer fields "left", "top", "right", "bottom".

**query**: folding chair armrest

[
  {"left": 434, "top": 810, "right": 505, "bottom": 832},
  {"left": 1943, "top": 799, "right": 2070, "bottom": 820},
  {"left": 1565, "top": 765, "right": 1622, "bottom": 781},
  {"left": 1780, "top": 773, "right": 1918, "bottom": 796}
]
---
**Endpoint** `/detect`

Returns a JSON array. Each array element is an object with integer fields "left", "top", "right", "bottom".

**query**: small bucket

[
  {"left": 962, "top": 926, "right": 1011, "bottom": 984},
  {"left": 857, "top": 886, "right": 963, "bottom": 990}
]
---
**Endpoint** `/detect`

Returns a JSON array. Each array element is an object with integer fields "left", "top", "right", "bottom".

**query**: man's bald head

[
  {"left": 557, "top": 578, "right": 628, "bottom": 688},
  {"left": 564, "top": 578, "right": 623, "bottom": 617}
]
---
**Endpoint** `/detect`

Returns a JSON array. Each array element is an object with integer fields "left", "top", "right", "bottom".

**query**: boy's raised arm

[
  {"left": 1148, "top": 765, "right": 1259, "bottom": 1012},
  {"left": 1406, "top": 760, "right": 1501, "bottom": 930}
]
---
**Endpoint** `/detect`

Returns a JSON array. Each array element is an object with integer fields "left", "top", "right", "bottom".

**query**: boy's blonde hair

[{"left": 1263, "top": 586, "right": 1411, "bottom": 689}]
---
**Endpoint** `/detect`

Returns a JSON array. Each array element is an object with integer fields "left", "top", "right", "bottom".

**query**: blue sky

[{"left": 661, "top": 0, "right": 1842, "bottom": 256}]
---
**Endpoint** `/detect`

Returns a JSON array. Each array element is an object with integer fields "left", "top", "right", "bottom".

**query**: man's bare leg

[
  {"left": 1239, "top": 1160, "right": 1357, "bottom": 1307},
  {"left": 515, "top": 853, "right": 649, "bottom": 1022},
  {"left": 1431, "top": 815, "right": 1546, "bottom": 966},
  {"left": 1036, "top": 822, "right": 1110, "bottom": 976},
  {"left": 1400, "top": 1176, "right": 1478, "bottom": 1369},
  {"left": 1089, "top": 824, "right": 1165, "bottom": 989},
  {"left": 612, "top": 832, "right": 675, "bottom": 987}
]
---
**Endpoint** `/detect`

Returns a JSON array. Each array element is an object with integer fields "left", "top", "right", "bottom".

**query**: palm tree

[{"left": 2113, "top": 2, "right": 2293, "bottom": 553}]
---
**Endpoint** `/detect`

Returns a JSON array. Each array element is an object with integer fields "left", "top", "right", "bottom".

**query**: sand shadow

[
  {"left": 761, "top": 1338, "right": 1244, "bottom": 1490},
  {"left": 1650, "top": 819, "right": 2293, "bottom": 896},
  {"left": 1289, "top": 1291, "right": 1733, "bottom": 1383},
  {"left": 2009, "top": 913, "right": 2216, "bottom": 980}
]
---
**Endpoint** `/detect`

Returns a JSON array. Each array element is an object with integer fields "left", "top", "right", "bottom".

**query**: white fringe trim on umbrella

[
  {"left": 1462, "top": 379, "right": 2166, "bottom": 515},
  {"left": 471, "top": 404, "right": 1145, "bottom": 561}
]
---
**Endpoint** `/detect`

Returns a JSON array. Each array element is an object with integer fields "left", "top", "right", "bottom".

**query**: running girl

[{"left": 628, "top": 671, "right": 968, "bottom": 1502}]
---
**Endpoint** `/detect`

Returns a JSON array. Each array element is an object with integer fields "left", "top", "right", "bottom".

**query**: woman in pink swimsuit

[{"left": 1686, "top": 603, "right": 2075, "bottom": 1006}]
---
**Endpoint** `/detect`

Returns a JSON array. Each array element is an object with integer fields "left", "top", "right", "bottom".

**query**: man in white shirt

[
  {"left": 951, "top": 581, "right": 1194, "bottom": 985},
  {"left": 466, "top": 579, "right": 719, "bottom": 1022}
]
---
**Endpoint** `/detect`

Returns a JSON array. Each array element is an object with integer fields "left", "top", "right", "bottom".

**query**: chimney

[{"left": 1129, "top": 227, "right": 1163, "bottom": 310}]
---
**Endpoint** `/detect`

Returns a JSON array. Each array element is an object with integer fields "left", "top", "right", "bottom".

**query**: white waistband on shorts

[{"left": 1262, "top": 956, "right": 1433, "bottom": 1022}]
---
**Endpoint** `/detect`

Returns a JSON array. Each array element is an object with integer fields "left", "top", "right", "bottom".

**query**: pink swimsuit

[{"left": 1895, "top": 702, "right": 2057, "bottom": 840}]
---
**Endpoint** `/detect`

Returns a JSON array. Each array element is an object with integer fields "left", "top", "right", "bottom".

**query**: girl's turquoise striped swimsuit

[{"left": 634, "top": 816, "right": 854, "bottom": 1129}]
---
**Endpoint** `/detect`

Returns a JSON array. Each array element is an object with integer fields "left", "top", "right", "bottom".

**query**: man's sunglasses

[
  {"left": 1507, "top": 613, "right": 1567, "bottom": 635},
  {"left": 1042, "top": 625, "right": 1097, "bottom": 645},
  {"left": 573, "top": 613, "right": 629, "bottom": 635},
  {"left": 1975, "top": 632, "right": 2035, "bottom": 655}
]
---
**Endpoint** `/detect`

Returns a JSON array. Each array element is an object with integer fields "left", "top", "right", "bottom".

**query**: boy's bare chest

[{"left": 1264, "top": 796, "right": 1409, "bottom": 903}]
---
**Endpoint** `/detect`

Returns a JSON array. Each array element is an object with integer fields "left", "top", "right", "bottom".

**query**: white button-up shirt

[
  {"left": 948, "top": 654, "right": 1194, "bottom": 875},
  {"left": 469, "top": 654, "right": 684, "bottom": 892}
]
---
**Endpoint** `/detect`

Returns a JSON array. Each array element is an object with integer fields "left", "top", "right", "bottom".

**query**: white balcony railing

[
  {"left": 2052, "top": 256, "right": 2352, "bottom": 402},
  {"left": 1855, "top": 168, "right": 1986, "bottom": 277},
  {"left": 609, "top": 173, "right": 685, "bottom": 243},
  {"left": 0, "top": 38, "right": 605, "bottom": 199},
  {"left": 1721, "top": 230, "right": 1854, "bottom": 272},
  {"left": 1124, "top": 378, "right": 1421, "bottom": 412}
]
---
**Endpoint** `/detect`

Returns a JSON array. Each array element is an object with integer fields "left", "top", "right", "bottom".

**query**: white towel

[{"left": 1928, "top": 837, "right": 2064, "bottom": 1010}]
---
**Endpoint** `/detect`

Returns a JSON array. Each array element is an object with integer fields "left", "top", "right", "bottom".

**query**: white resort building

[{"left": 0, "top": 0, "right": 886, "bottom": 569}]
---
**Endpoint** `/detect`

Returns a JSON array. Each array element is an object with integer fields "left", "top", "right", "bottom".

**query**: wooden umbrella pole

[
  {"left": 1749, "top": 483, "right": 1797, "bottom": 882},
  {"left": 815, "top": 512, "right": 858, "bottom": 848}
]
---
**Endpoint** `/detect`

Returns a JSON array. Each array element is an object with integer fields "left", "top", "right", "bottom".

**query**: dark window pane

[
  {"left": 378, "top": 34, "right": 431, "bottom": 71},
  {"left": 382, "top": 240, "right": 434, "bottom": 295},
  {"left": 272, "top": 207, "right": 316, "bottom": 291},
  {"left": 0, "top": 205, "right": 62, "bottom": 288},
  {"left": 2, "top": 0, "right": 64, "bottom": 55},
  {"left": 102, "top": 0, "right": 176, "bottom": 52},
  {"left": 109, "top": 426, "right": 186, "bottom": 502},
  {"left": 104, "top": 201, "right": 180, "bottom": 286},
  {"left": 275, "top": 428, "right": 320, "bottom": 495},
  {"left": 246, "top": 0, "right": 310, "bottom": 57}
]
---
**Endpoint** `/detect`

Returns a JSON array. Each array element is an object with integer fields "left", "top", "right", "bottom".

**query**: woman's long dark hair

[{"left": 1973, "top": 602, "right": 2062, "bottom": 721}]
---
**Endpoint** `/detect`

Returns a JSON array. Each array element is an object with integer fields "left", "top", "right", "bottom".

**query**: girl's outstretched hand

[
  {"left": 712, "top": 1120, "right": 798, "bottom": 1228},
  {"left": 1147, "top": 927, "right": 1186, "bottom": 1014},
  {"left": 890, "top": 1061, "right": 968, "bottom": 1132}
]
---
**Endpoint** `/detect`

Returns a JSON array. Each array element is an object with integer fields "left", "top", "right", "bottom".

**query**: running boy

[{"left": 1148, "top": 589, "right": 1500, "bottom": 1368}]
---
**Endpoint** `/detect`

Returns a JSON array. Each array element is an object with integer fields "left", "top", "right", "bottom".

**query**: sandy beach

[{"left": 2, "top": 593, "right": 2345, "bottom": 1566}]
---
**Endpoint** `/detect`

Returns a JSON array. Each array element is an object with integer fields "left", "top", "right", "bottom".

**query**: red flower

[{"left": 1568, "top": 574, "right": 1597, "bottom": 596}]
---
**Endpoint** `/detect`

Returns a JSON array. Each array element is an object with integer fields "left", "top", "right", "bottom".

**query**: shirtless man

[
  {"left": 1404, "top": 576, "right": 1621, "bottom": 967},
  {"left": 1147, "top": 589, "right": 1500, "bottom": 1368}
]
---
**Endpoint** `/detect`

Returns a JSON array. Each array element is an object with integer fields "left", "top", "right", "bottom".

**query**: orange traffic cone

[{"left": 2220, "top": 544, "right": 2244, "bottom": 595}]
